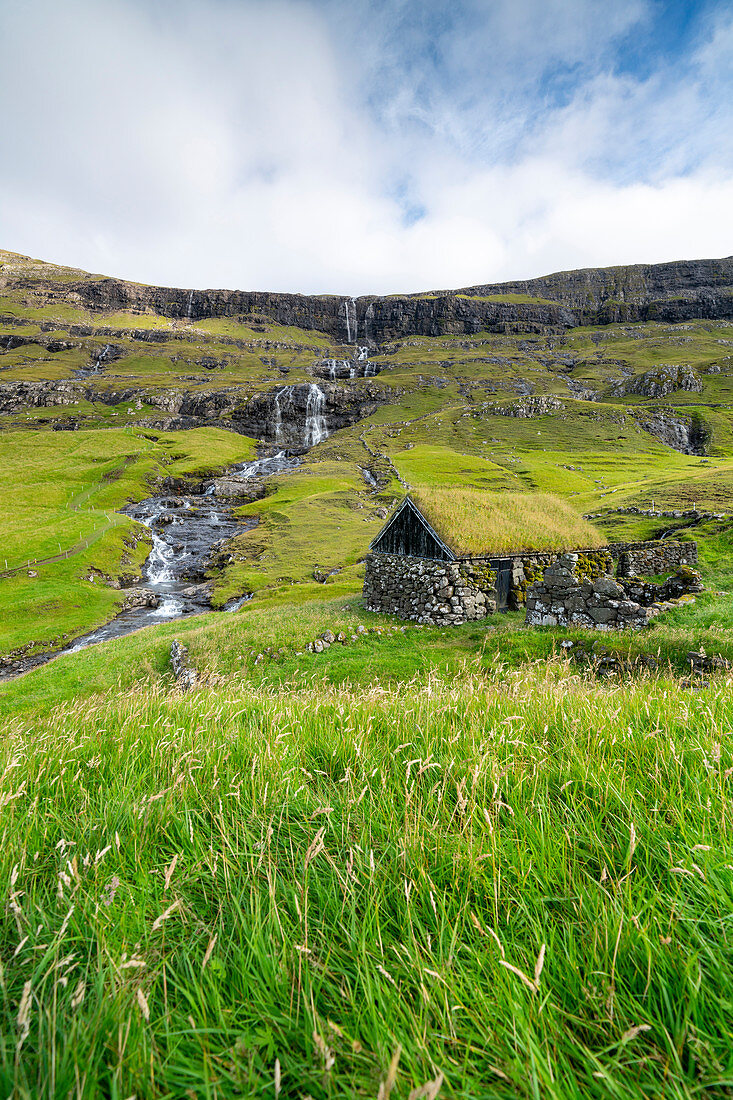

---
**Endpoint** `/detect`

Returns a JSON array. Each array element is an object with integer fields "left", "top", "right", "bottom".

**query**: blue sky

[{"left": 1, "top": 0, "right": 731, "bottom": 293}]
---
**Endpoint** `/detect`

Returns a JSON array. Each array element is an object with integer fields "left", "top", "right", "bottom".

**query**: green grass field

[
  {"left": 5, "top": 252, "right": 733, "bottom": 1096},
  {"left": 2, "top": 663, "right": 733, "bottom": 1097}
]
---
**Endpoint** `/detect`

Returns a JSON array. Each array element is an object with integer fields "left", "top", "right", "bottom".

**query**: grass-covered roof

[{"left": 408, "top": 488, "right": 604, "bottom": 556}]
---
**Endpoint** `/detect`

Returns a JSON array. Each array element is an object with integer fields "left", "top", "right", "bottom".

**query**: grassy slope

[
  {"left": 2, "top": 664, "right": 733, "bottom": 1098},
  {"left": 5, "top": 304, "right": 733, "bottom": 651},
  {"left": 0, "top": 428, "right": 256, "bottom": 653},
  {"left": 6, "top": 255, "right": 733, "bottom": 1096}
]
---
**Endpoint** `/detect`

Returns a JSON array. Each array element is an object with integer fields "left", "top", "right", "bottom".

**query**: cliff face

[
  {"left": 454, "top": 257, "right": 733, "bottom": 313},
  {"left": 3, "top": 251, "right": 733, "bottom": 341},
  {"left": 0, "top": 379, "right": 386, "bottom": 441}
]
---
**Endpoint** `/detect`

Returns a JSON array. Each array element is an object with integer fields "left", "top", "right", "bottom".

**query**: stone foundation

[
  {"left": 363, "top": 554, "right": 497, "bottom": 625},
  {"left": 525, "top": 556, "right": 657, "bottom": 631}
]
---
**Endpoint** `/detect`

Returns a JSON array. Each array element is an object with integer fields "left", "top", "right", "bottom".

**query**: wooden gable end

[{"left": 370, "top": 498, "right": 454, "bottom": 561}]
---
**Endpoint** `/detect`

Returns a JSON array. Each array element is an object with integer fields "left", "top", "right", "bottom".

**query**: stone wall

[
  {"left": 509, "top": 549, "right": 614, "bottom": 608},
  {"left": 363, "top": 553, "right": 497, "bottom": 625},
  {"left": 525, "top": 556, "right": 657, "bottom": 631},
  {"left": 363, "top": 539, "right": 698, "bottom": 626},
  {"left": 608, "top": 539, "right": 697, "bottom": 576},
  {"left": 509, "top": 541, "right": 696, "bottom": 604}
]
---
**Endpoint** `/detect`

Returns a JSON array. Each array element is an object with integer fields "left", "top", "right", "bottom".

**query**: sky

[{"left": 1, "top": 0, "right": 732, "bottom": 294}]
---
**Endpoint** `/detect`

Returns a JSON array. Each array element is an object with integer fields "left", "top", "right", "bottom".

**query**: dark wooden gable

[{"left": 370, "top": 497, "right": 454, "bottom": 561}]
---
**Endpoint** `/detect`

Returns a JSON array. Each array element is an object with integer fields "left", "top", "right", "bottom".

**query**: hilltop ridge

[{"left": 2, "top": 249, "right": 732, "bottom": 341}]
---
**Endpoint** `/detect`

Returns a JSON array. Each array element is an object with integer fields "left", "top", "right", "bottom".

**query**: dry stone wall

[
  {"left": 363, "top": 539, "right": 698, "bottom": 626},
  {"left": 609, "top": 540, "right": 697, "bottom": 576},
  {"left": 363, "top": 553, "right": 497, "bottom": 625},
  {"left": 525, "top": 556, "right": 658, "bottom": 630},
  {"left": 510, "top": 541, "right": 696, "bottom": 604},
  {"left": 509, "top": 549, "right": 613, "bottom": 608},
  {"left": 525, "top": 555, "right": 704, "bottom": 631}
]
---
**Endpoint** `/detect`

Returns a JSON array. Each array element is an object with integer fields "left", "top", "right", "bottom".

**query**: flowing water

[
  {"left": 74, "top": 344, "right": 114, "bottom": 379},
  {"left": 363, "top": 301, "right": 374, "bottom": 344},
  {"left": 304, "top": 383, "right": 328, "bottom": 446},
  {"left": 3, "top": 361, "right": 361, "bottom": 678},
  {"left": 344, "top": 296, "right": 359, "bottom": 344},
  {"left": 319, "top": 349, "right": 376, "bottom": 380},
  {"left": 1, "top": 452, "right": 299, "bottom": 678},
  {"left": 271, "top": 383, "right": 330, "bottom": 446}
]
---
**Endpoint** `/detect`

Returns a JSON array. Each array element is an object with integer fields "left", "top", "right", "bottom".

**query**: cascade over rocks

[
  {"left": 0, "top": 378, "right": 388, "bottom": 440},
  {"left": 232, "top": 381, "right": 386, "bottom": 445}
]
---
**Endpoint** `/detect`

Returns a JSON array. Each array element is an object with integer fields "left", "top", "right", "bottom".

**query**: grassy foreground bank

[{"left": 2, "top": 666, "right": 733, "bottom": 1098}]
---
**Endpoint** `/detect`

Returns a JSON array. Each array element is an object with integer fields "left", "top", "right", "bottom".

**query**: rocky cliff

[
  {"left": 3, "top": 251, "right": 732, "bottom": 341},
  {"left": 0, "top": 378, "right": 386, "bottom": 442}
]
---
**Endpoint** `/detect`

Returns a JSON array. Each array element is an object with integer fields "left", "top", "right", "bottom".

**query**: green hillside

[
  {"left": 3, "top": 245, "right": 733, "bottom": 656},
  {"left": 5, "top": 251, "right": 733, "bottom": 1097}
]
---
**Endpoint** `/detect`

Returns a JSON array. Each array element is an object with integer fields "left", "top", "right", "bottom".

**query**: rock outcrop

[
  {"left": 0, "top": 378, "right": 388, "bottom": 441},
  {"left": 633, "top": 409, "right": 710, "bottom": 455},
  {"left": 4, "top": 250, "right": 732, "bottom": 341},
  {"left": 494, "top": 395, "right": 565, "bottom": 418},
  {"left": 170, "top": 640, "right": 198, "bottom": 690},
  {"left": 610, "top": 364, "right": 702, "bottom": 399}
]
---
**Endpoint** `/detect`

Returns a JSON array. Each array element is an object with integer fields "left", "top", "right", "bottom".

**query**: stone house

[{"left": 363, "top": 494, "right": 697, "bottom": 627}]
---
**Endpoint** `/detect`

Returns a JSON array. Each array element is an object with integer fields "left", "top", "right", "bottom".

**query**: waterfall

[
  {"left": 186, "top": 290, "right": 195, "bottom": 319},
  {"left": 144, "top": 513, "right": 177, "bottom": 585},
  {"left": 344, "top": 299, "right": 352, "bottom": 344},
  {"left": 364, "top": 301, "right": 374, "bottom": 344},
  {"left": 304, "top": 383, "right": 328, "bottom": 447},
  {"left": 354, "top": 344, "right": 376, "bottom": 376},
  {"left": 343, "top": 296, "right": 359, "bottom": 344},
  {"left": 321, "top": 358, "right": 351, "bottom": 379},
  {"left": 93, "top": 344, "right": 112, "bottom": 372},
  {"left": 273, "top": 385, "right": 294, "bottom": 445}
]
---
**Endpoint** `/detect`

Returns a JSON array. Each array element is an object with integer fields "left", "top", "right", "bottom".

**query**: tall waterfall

[
  {"left": 304, "top": 383, "right": 328, "bottom": 447},
  {"left": 364, "top": 301, "right": 374, "bottom": 345},
  {"left": 344, "top": 296, "right": 358, "bottom": 344},
  {"left": 273, "top": 385, "right": 294, "bottom": 445},
  {"left": 344, "top": 299, "right": 352, "bottom": 344},
  {"left": 186, "top": 290, "right": 195, "bottom": 319}
]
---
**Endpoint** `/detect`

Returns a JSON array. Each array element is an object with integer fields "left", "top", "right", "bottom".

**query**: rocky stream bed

[{"left": 0, "top": 450, "right": 301, "bottom": 681}]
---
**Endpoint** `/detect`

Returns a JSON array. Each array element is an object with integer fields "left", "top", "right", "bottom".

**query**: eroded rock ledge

[{"left": 4, "top": 254, "right": 732, "bottom": 341}]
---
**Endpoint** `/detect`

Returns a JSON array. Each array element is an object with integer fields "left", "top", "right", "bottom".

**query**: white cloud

[{"left": 0, "top": 0, "right": 731, "bottom": 294}]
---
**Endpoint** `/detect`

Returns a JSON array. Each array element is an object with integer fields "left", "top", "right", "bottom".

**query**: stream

[
  {"left": 1, "top": 451, "right": 299, "bottom": 679},
  {"left": 2, "top": 333, "right": 375, "bottom": 680}
]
